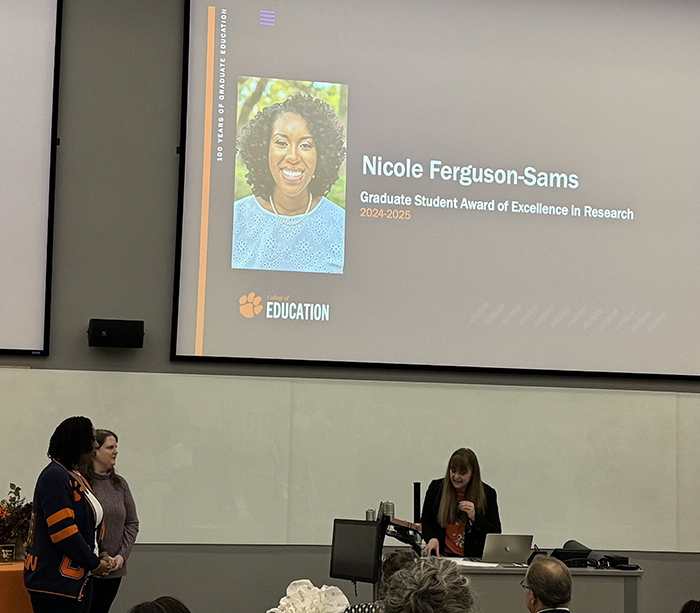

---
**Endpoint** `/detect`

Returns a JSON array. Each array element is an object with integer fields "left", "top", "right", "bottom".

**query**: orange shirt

[{"left": 444, "top": 490, "right": 467, "bottom": 556}]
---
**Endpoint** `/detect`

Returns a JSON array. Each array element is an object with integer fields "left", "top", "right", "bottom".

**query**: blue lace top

[{"left": 232, "top": 195, "right": 345, "bottom": 273}]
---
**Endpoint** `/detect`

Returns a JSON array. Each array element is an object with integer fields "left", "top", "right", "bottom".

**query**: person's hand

[
  {"left": 458, "top": 500, "right": 475, "bottom": 522},
  {"left": 112, "top": 554, "right": 125, "bottom": 571},
  {"left": 101, "top": 555, "right": 118, "bottom": 575},
  {"left": 92, "top": 559, "right": 112, "bottom": 577},
  {"left": 424, "top": 538, "right": 440, "bottom": 557}
]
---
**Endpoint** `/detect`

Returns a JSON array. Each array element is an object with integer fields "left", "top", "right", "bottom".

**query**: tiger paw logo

[{"left": 239, "top": 292, "right": 263, "bottom": 318}]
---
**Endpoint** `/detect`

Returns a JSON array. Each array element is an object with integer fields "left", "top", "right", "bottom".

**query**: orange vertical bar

[{"left": 195, "top": 6, "right": 217, "bottom": 356}]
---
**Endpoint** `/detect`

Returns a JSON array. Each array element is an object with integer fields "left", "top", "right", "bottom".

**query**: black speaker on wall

[{"left": 88, "top": 319, "right": 144, "bottom": 348}]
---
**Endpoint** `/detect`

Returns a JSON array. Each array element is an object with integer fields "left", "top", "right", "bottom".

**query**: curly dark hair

[
  {"left": 47, "top": 416, "right": 94, "bottom": 469},
  {"left": 237, "top": 93, "right": 346, "bottom": 200}
]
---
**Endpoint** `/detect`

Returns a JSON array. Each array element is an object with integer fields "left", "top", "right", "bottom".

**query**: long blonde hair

[{"left": 437, "top": 448, "right": 486, "bottom": 527}]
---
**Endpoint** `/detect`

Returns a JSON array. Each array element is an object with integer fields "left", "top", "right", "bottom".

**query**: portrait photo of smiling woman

[{"left": 232, "top": 78, "right": 347, "bottom": 273}]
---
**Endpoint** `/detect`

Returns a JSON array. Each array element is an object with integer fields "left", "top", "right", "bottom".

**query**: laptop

[{"left": 481, "top": 534, "right": 533, "bottom": 564}]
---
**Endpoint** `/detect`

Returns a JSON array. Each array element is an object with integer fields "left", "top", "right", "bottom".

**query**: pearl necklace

[{"left": 269, "top": 192, "right": 313, "bottom": 226}]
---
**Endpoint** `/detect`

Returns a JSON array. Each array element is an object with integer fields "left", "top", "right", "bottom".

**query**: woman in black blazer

[{"left": 421, "top": 448, "right": 501, "bottom": 558}]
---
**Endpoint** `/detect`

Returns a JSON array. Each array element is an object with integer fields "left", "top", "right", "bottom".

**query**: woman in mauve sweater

[{"left": 84, "top": 429, "right": 139, "bottom": 613}]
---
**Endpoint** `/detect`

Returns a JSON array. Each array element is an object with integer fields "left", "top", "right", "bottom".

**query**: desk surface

[
  {"left": 456, "top": 563, "right": 643, "bottom": 577},
  {"left": 455, "top": 562, "right": 642, "bottom": 613},
  {"left": 0, "top": 562, "right": 32, "bottom": 613}
]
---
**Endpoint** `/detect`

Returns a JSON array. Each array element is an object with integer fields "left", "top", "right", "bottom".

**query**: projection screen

[
  {"left": 174, "top": 0, "right": 700, "bottom": 376},
  {"left": 0, "top": 0, "right": 60, "bottom": 355}
]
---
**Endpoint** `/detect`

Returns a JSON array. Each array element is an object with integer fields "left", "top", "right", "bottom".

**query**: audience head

[
  {"left": 380, "top": 549, "right": 419, "bottom": 594},
  {"left": 679, "top": 601, "right": 700, "bottom": 613},
  {"left": 126, "top": 596, "right": 192, "bottom": 613},
  {"left": 382, "top": 557, "right": 476, "bottom": 613},
  {"left": 523, "top": 556, "right": 572, "bottom": 612},
  {"left": 47, "top": 416, "right": 95, "bottom": 469}
]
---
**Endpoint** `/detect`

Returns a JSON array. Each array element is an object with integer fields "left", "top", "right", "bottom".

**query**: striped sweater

[{"left": 24, "top": 461, "right": 105, "bottom": 600}]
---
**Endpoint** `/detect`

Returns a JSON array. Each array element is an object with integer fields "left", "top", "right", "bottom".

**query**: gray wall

[
  {"left": 111, "top": 545, "right": 699, "bottom": 613},
  {"left": 1, "top": 1, "right": 698, "bottom": 612}
]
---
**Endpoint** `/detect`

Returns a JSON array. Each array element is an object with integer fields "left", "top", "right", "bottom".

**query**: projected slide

[
  {"left": 232, "top": 78, "right": 347, "bottom": 274},
  {"left": 174, "top": 0, "right": 700, "bottom": 375},
  {"left": 0, "top": 0, "right": 59, "bottom": 354}
]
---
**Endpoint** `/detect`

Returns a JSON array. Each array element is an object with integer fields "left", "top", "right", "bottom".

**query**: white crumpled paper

[{"left": 267, "top": 579, "right": 350, "bottom": 613}]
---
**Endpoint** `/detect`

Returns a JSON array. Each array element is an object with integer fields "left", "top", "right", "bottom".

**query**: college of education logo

[
  {"left": 239, "top": 292, "right": 263, "bottom": 318},
  {"left": 238, "top": 292, "right": 331, "bottom": 321}
]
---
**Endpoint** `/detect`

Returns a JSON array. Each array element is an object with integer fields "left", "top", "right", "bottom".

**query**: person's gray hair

[
  {"left": 526, "top": 557, "right": 572, "bottom": 608},
  {"left": 382, "top": 557, "right": 476, "bottom": 613}
]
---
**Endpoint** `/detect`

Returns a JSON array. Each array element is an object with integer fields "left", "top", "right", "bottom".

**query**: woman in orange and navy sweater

[{"left": 24, "top": 416, "right": 113, "bottom": 613}]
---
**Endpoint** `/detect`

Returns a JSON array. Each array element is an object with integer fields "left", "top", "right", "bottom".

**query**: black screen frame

[
  {"left": 329, "top": 518, "right": 384, "bottom": 584},
  {"left": 0, "top": 0, "right": 63, "bottom": 357}
]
